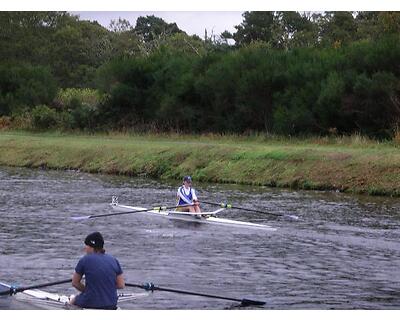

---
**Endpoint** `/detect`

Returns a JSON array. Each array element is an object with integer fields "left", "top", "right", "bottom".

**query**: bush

[
  {"left": 9, "top": 113, "right": 32, "bottom": 130},
  {"left": 314, "top": 71, "right": 346, "bottom": 132},
  {"left": 53, "top": 89, "right": 100, "bottom": 130},
  {"left": 31, "top": 105, "right": 58, "bottom": 130},
  {"left": 0, "top": 63, "right": 58, "bottom": 116},
  {"left": 54, "top": 88, "right": 100, "bottom": 110},
  {"left": 349, "top": 71, "right": 399, "bottom": 137},
  {"left": 0, "top": 116, "right": 11, "bottom": 129},
  {"left": 88, "top": 35, "right": 400, "bottom": 136},
  {"left": 393, "top": 125, "right": 400, "bottom": 145},
  {"left": 69, "top": 98, "right": 96, "bottom": 130}
]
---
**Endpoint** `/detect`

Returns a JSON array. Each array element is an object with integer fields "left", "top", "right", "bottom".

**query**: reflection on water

[{"left": 0, "top": 166, "right": 399, "bottom": 309}]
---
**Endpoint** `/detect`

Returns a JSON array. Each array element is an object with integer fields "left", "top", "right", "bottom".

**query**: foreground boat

[
  {"left": 0, "top": 281, "right": 149, "bottom": 310},
  {"left": 110, "top": 198, "right": 276, "bottom": 231},
  {"left": 1, "top": 280, "right": 266, "bottom": 309}
]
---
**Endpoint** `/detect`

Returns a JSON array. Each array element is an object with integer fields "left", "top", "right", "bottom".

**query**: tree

[
  {"left": 49, "top": 19, "right": 110, "bottom": 87},
  {"left": 161, "top": 33, "right": 206, "bottom": 56},
  {"left": 109, "top": 18, "right": 134, "bottom": 33},
  {"left": 107, "top": 19, "right": 143, "bottom": 59},
  {"left": 0, "top": 12, "right": 112, "bottom": 87},
  {"left": 0, "top": 64, "right": 57, "bottom": 116},
  {"left": 220, "top": 30, "right": 233, "bottom": 44},
  {"left": 377, "top": 12, "right": 400, "bottom": 35},
  {"left": 135, "top": 15, "right": 182, "bottom": 43},
  {"left": 232, "top": 11, "right": 319, "bottom": 49},
  {"left": 314, "top": 71, "right": 346, "bottom": 132},
  {"left": 272, "top": 11, "right": 319, "bottom": 49},
  {"left": 345, "top": 71, "right": 400, "bottom": 137},
  {"left": 233, "top": 11, "right": 275, "bottom": 46},
  {"left": 355, "top": 11, "right": 380, "bottom": 40},
  {"left": 0, "top": 11, "right": 72, "bottom": 65},
  {"left": 355, "top": 11, "right": 400, "bottom": 40},
  {"left": 319, "top": 12, "right": 358, "bottom": 48}
]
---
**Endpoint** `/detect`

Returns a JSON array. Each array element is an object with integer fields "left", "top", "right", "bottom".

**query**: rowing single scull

[
  {"left": 0, "top": 281, "right": 149, "bottom": 310},
  {"left": 110, "top": 197, "right": 276, "bottom": 231}
]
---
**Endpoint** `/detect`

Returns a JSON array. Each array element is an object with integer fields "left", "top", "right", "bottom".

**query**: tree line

[{"left": 0, "top": 11, "right": 399, "bottom": 138}]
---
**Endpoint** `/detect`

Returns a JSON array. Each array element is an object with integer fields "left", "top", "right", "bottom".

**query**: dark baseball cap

[
  {"left": 84, "top": 232, "right": 104, "bottom": 248},
  {"left": 183, "top": 176, "right": 192, "bottom": 182}
]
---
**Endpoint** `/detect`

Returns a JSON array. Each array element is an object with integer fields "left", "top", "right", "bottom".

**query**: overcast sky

[{"left": 71, "top": 11, "right": 245, "bottom": 39}]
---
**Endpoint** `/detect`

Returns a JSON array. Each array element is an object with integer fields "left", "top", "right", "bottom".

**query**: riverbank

[{"left": 0, "top": 131, "right": 399, "bottom": 196}]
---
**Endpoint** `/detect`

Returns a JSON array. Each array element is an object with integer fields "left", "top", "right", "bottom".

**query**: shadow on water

[{"left": 0, "top": 166, "right": 399, "bottom": 309}]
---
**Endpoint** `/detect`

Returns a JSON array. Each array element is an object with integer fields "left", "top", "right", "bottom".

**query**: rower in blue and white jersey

[{"left": 176, "top": 176, "right": 201, "bottom": 213}]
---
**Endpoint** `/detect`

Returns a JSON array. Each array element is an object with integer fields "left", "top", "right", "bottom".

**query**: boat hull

[{"left": 0, "top": 281, "right": 149, "bottom": 310}]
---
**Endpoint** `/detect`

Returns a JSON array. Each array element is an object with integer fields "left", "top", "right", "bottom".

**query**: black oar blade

[
  {"left": 0, "top": 289, "right": 12, "bottom": 296},
  {"left": 241, "top": 298, "right": 266, "bottom": 306},
  {"left": 125, "top": 282, "right": 265, "bottom": 307}
]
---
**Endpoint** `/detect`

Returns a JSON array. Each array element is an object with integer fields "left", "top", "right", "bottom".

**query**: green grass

[{"left": 0, "top": 130, "right": 399, "bottom": 197}]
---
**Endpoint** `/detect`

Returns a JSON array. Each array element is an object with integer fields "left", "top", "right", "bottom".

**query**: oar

[
  {"left": 202, "top": 200, "right": 299, "bottom": 220},
  {"left": 125, "top": 282, "right": 265, "bottom": 307},
  {"left": 71, "top": 204, "right": 194, "bottom": 221},
  {"left": 0, "top": 279, "right": 71, "bottom": 296}
]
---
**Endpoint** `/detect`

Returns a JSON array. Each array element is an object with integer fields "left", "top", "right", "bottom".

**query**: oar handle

[{"left": 125, "top": 282, "right": 265, "bottom": 306}]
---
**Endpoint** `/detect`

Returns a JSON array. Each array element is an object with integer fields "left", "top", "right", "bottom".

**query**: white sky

[
  {"left": 4, "top": 0, "right": 400, "bottom": 10},
  {"left": 70, "top": 11, "right": 244, "bottom": 39}
]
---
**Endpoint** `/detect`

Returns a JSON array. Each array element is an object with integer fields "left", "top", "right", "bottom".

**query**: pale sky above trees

[{"left": 71, "top": 11, "right": 245, "bottom": 40}]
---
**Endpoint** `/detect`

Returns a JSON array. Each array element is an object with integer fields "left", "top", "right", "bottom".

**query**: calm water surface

[{"left": 0, "top": 166, "right": 399, "bottom": 309}]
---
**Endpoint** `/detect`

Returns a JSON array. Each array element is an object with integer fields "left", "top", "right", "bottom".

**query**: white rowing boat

[
  {"left": 0, "top": 281, "right": 149, "bottom": 310},
  {"left": 110, "top": 198, "right": 276, "bottom": 231}
]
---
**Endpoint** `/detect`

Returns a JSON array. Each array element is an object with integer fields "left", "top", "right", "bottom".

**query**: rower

[
  {"left": 70, "top": 232, "right": 125, "bottom": 309},
  {"left": 176, "top": 176, "right": 201, "bottom": 214}
]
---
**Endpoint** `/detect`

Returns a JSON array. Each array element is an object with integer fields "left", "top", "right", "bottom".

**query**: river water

[{"left": 0, "top": 166, "right": 399, "bottom": 310}]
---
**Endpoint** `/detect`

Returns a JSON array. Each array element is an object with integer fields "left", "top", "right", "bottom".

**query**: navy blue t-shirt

[{"left": 74, "top": 253, "right": 123, "bottom": 309}]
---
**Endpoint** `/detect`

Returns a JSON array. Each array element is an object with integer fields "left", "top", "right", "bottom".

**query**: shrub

[
  {"left": 54, "top": 88, "right": 100, "bottom": 110},
  {"left": 393, "top": 125, "right": 400, "bottom": 145},
  {"left": 70, "top": 99, "right": 95, "bottom": 130},
  {"left": 30, "top": 105, "right": 58, "bottom": 130},
  {"left": 9, "top": 113, "right": 32, "bottom": 129},
  {"left": 0, "top": 64, "right": 57, "bottom": 116},
  {"left": 0, "top": 116, "right": 11, "bottom": 129}
]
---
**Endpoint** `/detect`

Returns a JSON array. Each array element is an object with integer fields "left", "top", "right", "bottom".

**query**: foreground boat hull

[
  {"left": 0, "top": 281, "right": 149, "bottom": 310},
  {"left": 0, "top": 282, "right": 71, "bottom": 310},
  {"left": 111, "top": 203, "right": 276, "bottom": 231},
  {"left": 15, "top": 289, "right": 78, "bottom": 310}
]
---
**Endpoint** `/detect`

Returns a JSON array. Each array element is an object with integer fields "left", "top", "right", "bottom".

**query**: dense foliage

[{"left": 0, "top": 11, "right": 399, "bottom": 138}]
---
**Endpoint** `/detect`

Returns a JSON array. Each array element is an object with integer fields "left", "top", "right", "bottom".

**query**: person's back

[
  {"left": 71, "top": 232, "right": 124, "bottom": 309},
  {"left": 74, "top": 253, "right": 122, "bottom": 309}
]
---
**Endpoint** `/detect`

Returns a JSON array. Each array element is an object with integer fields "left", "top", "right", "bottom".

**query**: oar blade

[
  {"left": 241, "top": 298, "right": 266, "bottom": 306},
  {"left": 71, "top": 215, "right": 91, "bottom": 221},
  {"left": 0, "top": 289, "right": 11, "bottom": 296}
]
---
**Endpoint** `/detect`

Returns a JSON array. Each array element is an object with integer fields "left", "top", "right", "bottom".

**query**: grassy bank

[{"left": 0, "top": 131, "right": 399, "bottom": 197}]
